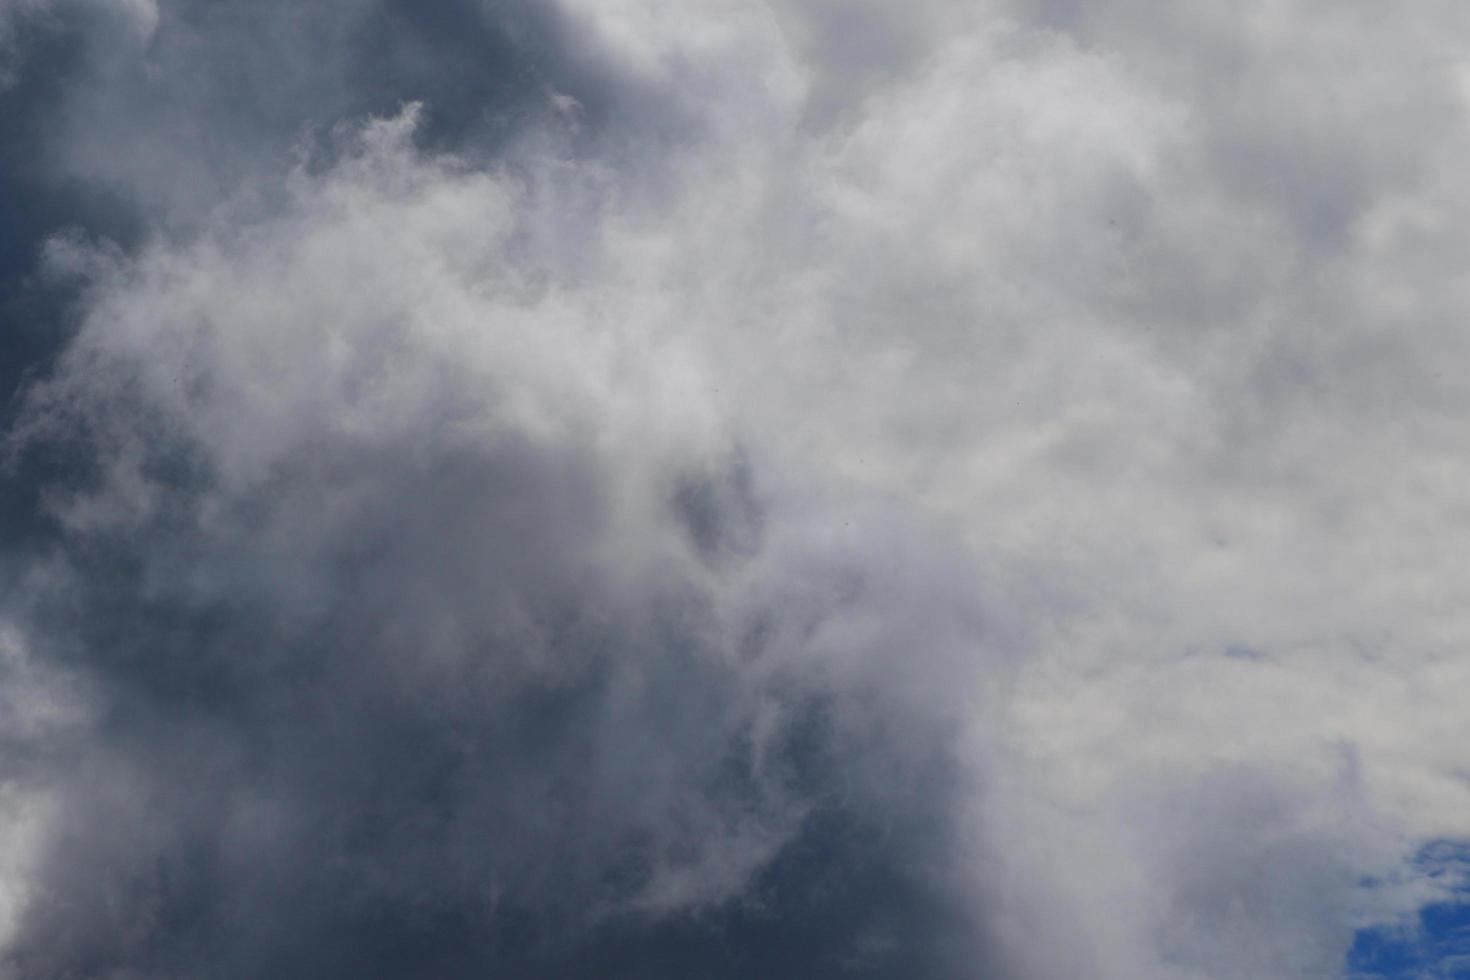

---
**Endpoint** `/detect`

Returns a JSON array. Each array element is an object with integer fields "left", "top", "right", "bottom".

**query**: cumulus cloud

[{"left": 1, "top": 1, "right": 1469, "bottom": 978}]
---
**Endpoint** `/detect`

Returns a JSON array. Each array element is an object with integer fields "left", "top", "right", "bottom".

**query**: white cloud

[{"left": 9, "top": 1, "right": 1470, "bottom": 976}]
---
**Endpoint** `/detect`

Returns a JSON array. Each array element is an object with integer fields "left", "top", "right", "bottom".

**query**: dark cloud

[
  {"left": 0, "top": 3, "right": 1000, "bottom": 976},
  {"left": 28, "top": 0, "right": 674, "bottom": 226},
  {"left": 0, "top": 90, "right": 1002, "bottom": 968},
  {"left": 2, "top": 419, "right": 993, "bottom": 976},
  {"left": 0, "top": 15, "right": 134, "bottom": 410}
]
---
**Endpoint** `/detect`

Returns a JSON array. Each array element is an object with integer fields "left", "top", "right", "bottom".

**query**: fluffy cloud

[{"left": 1, "top": 1, "right": 1469, "bottom": 978}]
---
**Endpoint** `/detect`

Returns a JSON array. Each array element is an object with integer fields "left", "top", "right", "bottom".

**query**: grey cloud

[
  {"left": 41, "top": 0, "right": 620, "bottom": 226},
  {"left": 5, "top": 1, "right": 1470, "bottom": 978},
  {"left": 1142, "top": 770, "right": 1368, "bottom": 979},
  {"left": 672, "top": 449, "right": 764, "bottom": 566},
  {"left": 0, "top": 76, "right": 1008, "bottom": 974},
  {"left": 5, "top": 401, "right": 993, "bottom": 976}
]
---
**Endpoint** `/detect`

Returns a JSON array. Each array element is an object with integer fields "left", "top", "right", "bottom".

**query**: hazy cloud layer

[{"left": 1, "top": 1, "right": 1468, "bottom": 978}]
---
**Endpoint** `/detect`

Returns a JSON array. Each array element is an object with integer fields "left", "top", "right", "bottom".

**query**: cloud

[
  {"left": 0, "top": 0, "right": 156, "bottom": 92},
  {"left": 2, "top": 1, "right": 1470, "bottom": 978},
  {"left": 3, "top": 93, "right": 1008, "bottom": 976}
]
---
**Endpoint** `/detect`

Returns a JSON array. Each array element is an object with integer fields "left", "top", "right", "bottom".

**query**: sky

[{"left": 0, "top": 1, "right": 1468, "bottom": 978}]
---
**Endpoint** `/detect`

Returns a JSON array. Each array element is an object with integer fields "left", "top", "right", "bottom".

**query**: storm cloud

[{"left": 0, "top": 1, "right": 1468, "bottom": 978}]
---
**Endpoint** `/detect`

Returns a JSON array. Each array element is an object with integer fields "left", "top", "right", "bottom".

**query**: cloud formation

[{"left": 1, "top": 1, "right": 1469, "bottom": 977}]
